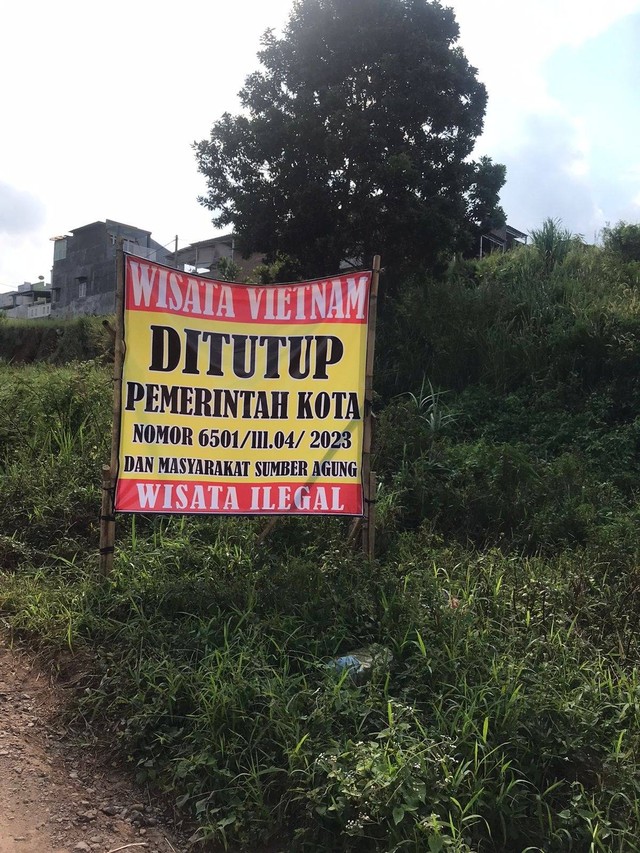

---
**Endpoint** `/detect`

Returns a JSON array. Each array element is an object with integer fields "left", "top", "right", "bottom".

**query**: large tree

[{"left": 195, "top": 0, "right": 505, "bottom": 280}]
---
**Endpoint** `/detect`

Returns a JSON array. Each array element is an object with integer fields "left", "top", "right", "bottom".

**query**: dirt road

[{"left": 0, "top": 635, "right": 186, "bottom": 853}]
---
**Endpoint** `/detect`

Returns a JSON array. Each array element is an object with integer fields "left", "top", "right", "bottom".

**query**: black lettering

[
  {"left": 315, "top": 392, "right": 330, "bottom": 419},
  {"left": 203, "top": 331, "right": 229, "bottom": 376},
  {"left": 260, "top": 335, "right": 287, "bottom": 378},
  {"left": 297, "top": 391, "right": 313, "bottom": 418},
  {"left": 124, "top": 455, "right": 153, "bottom": 473},
  {"left": 313, "top": 335, "right": 344, "bottom": 379},
  {"left": 150, "top": 325, "right": 181, "bottom": 372},
  {"left": 221, "top": 390, "right": 238, "bottom": 418},
  {"left": 288, "top": 336, "right": 313, "bottom": 379},
  {"left": 233, "top": 335, "right": 258, "bottom": 378},
  {"left": 125, "top": 382, "right": 145, "bottom": 410},
  {"left": 241, "top": 391, "right": 256, "bottom": 418},
  {"left": 254, "top": 392, "right": 270, "bottom": 419},
  {"left": 159, "top": 385, "right": 179, "bottom": 412},
  {"left": 271, "top": 391, "right": 289, "bottom": 419},
  {"left": 182, "top": 328, "right": 201, "bottom": 374},
  {"left": 345, "top": 392, "right": 360, "bottom": 420},
  {"left": 193, "top": 387, "right": 212, "bottom": 417},
  {"left": 144, "top": 383, "right": 160, "bottom": 412}
]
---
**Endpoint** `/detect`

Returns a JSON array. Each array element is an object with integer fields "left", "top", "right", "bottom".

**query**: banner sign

[{"left": 114, "top": 255, "right": 372, "bottom": 515}]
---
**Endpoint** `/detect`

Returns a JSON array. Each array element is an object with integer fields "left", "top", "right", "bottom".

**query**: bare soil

[{"left": 0, "top": 634, "right": 187, "bottom": 853}]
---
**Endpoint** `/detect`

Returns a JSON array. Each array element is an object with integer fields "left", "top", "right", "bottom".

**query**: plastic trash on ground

[{"left": 326, "top": 644, "right": 393, "bottom": 686}]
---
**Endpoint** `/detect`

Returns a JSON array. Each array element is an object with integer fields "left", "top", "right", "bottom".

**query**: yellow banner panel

[{"left": 114, "top": 255, "right": 371, "bottom": 515}]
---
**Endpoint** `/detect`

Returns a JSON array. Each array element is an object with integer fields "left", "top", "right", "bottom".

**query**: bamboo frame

[
  {"left": 98, "top": 252, "right": 379, "bottom": 561},
  {"left": 256, "top": 517, "right": 279, "bottom": 545},
  {"left": 99, "top": 239, "right": 126, "bottom": 575},
  {"left": 361, "top": 255, "right": 381, "bottom": 559}
]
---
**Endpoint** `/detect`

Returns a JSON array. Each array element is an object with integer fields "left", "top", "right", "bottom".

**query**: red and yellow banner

[{"left": 114, "top": 255, "right": 371, "bottom": 515}]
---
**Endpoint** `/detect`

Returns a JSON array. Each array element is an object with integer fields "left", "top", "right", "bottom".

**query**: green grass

[
  {"left": 2, "top": 529, "right": 639, "bottom": 850},
  {"left": 0, "top": 315, "right": 112, "bottom": 364},
  {"left": 1, "top": 233, "right": 640, "bottom": 850}
]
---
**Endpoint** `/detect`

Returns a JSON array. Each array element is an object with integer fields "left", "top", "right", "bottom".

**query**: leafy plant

[
  {"left": 530, "top": 217, "right": 578, "bottom": 273},
  {"left": 2, "top": 222, "right": 640, "bottom": 850},
  {"left": 403, "top": 378, "right": 458, "bottom": 438}
]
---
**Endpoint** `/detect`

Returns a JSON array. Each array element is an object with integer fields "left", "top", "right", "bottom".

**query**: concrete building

[
  {"left": 0, "top": 281, "right": 52, "bottom": 319},
  {"left": 479, "top": 224, "right": 528, "bottom": 258},
  {"left": 51, "top": 219, "right": 171, "bottom": 317},
  {"left": 174, "top": 233, "right": 264, "bottom": 280}
]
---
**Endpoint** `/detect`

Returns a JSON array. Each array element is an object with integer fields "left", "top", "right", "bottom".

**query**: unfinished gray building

[
  {"left": 51, "top": 220, "right": 171, "bottom": 317},
  {"left": 174, "top": 234, "right": 264, "bottom": 280}
]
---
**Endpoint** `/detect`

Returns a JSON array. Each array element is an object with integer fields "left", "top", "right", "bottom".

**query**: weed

[{"left": 2, "top": 234, "right": 640, "bottom": 848}]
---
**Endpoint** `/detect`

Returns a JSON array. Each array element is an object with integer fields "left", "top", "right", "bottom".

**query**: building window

[
  {"left": 123, "top": 238, "right": 140, "bottom": 253},
  {"left": 53, "top": 239, "right": 67, "bottom": 262},
  {"left": 77, "top": 277, "right": 87, "bottom": 298}
]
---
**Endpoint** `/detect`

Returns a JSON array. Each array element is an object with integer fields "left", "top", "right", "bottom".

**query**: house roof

[
  {"left": 177, "top": 234, "right": 235, "bottom": 252},
  {"left": 69, "top": 220, "right": 153, "bottom": 236},
  {"left": 174, "top": 234, "right": 236, "bottom": 265},
  {"left": 487, "top": 224, "right": 528, "bottom": 242}
]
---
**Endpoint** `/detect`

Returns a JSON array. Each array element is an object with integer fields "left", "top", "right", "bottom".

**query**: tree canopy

[
  {"left": 602, "top": 221, "right": 640, "bottom": 263},
  {"left": 195, "top": 0, "right": 506, "bottom": 280}
]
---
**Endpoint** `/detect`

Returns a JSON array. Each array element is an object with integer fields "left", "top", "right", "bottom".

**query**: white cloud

[
  {"left": 0, "top": 0, "right": 293, "bottom": 289},
  {"left": 497, "top": 112, "right": 601, "bottom": 236},
  {"left": 0, "top": 182, "right": 45, "bottom": 236},
  {"left": 1, "top": 0, "right": 639, "bottom": 288},
  {"left": 447, "top": 0, "right": 640, "bottom": 235},
  {"left": 449, "top": 0, "right": 640, "bottom": 67}
]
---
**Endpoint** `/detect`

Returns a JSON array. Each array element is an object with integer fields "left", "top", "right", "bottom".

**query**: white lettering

[
  {"left": 326, "top": 279, "right": 344, "bottom": 319},
  {"left": 331, "top": 487, "right": 344, "bottom": 511},
  {"left": 183, "top": 279, "right": 202, "bottom": 314},
  {"left": 218, "top": 285, "right": 235, "bottom": 317},
  {"left": 310, "top": 283, "right": 326, "bottom": 320},
  {"left": 223, "top": 487, "right": 239, "bottom": 510},
  {"left": 129, "top": 261, "right": 156, "bottom": 307},
  {"left": 168, "top": 273, "right": 183, "bottom": 311},
  {"left": 346, "top": 275, "right": 368, "bottom": 319},
  {"left": 294, "top": 486, "right": 311, "bottom": 510},
  {"left": 191, "top": 484, "right": 206, "bottom": 509},
  {"left": 175, "top": 483, "right": 189, "bottom": 510},
  {"left": 248, "top": 288, "right": 265, "bottom": 319},
  {"left": 275, "top": 288, "right": 292, "bottom": 320},
  {"left": 136, "top": 482, "right": 160, "bottom": 508}
]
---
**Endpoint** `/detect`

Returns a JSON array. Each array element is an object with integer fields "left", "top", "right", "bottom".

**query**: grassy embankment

[{"left": 1, "top": 232, "right": 640, "bottom": 851}]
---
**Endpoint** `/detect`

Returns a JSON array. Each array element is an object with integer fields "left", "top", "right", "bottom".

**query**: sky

[{"left": 1, "top": 0, "right": 639, "bottom": 290}]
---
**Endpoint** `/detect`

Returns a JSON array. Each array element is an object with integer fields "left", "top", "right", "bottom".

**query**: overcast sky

[{"left": 1, "top": 0, "right": 639, "bottom": 290}]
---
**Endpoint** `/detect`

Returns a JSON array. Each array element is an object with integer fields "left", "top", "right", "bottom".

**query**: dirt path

[{"left": 0, "top": 636, "right": 187, "bottom": 853}]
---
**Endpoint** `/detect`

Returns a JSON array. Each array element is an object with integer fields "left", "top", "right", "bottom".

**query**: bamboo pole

[
  {"left": 99, "top": 239, "right": 126, "bottom": 575},
  {"left": 99, "top": 464, "right": 114, "bottom": 576},
  {"left": 256, "top": 517, "right": 279, "bottom": 545},
  {"left": 346, "top": 517, "right": 362, "bottom": 547},
  {"left": 361, "top": 255, "right": 381, "bottom": 559},
  {"left": 364, "top": 472, "right": 377, "bottom": 558}
]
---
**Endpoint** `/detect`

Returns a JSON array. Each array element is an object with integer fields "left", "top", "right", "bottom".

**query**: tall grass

[
  {"left": 0, "top": 362, "right": 111, "bottom": 559},
  {"left": 1, "top": 231, "right": 640, "bottom": 849},
  {"left": 0, "top": 315, "right": 112, "bottom": 364}
]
